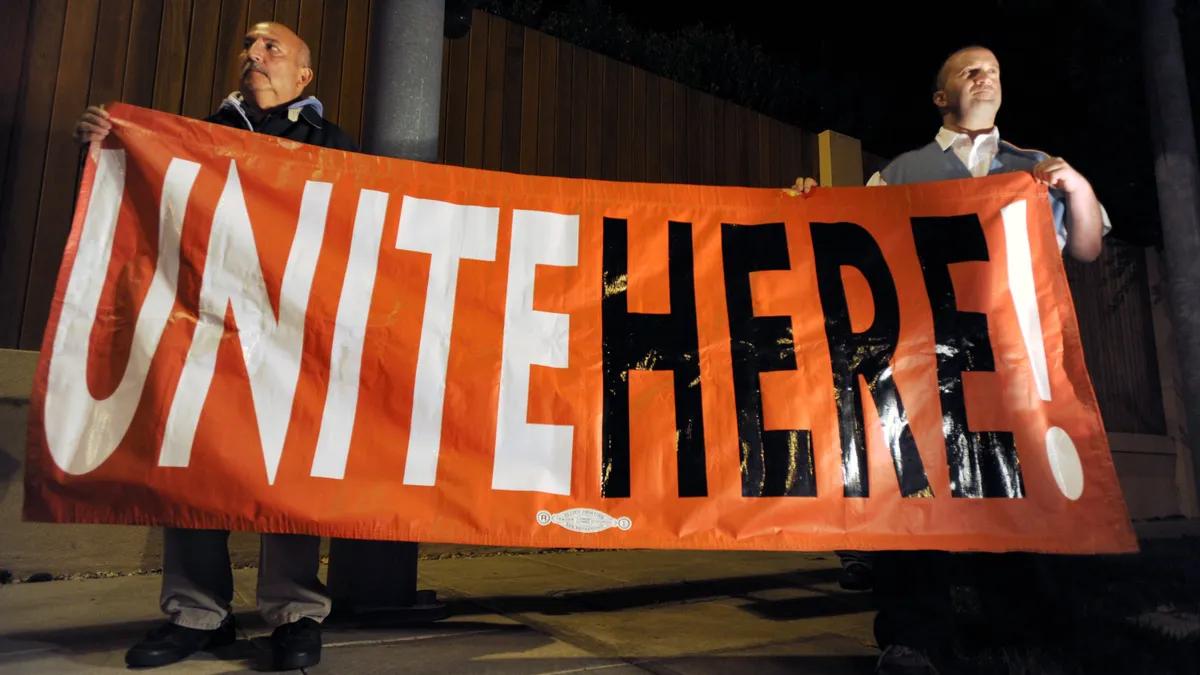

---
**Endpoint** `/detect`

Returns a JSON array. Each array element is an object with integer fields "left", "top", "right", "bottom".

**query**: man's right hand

[
  {"left": 783, "top": 176, "right": 817, "bottom": 196},
  {"left": 73, "top": 105, "right": 112, "bottom": 144}
]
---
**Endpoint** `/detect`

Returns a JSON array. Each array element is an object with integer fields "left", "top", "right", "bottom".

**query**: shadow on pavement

[{"left": 437, "top": 567, "right": 855, "bottom": 617}]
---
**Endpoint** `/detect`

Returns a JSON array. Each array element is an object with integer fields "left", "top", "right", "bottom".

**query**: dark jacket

[{"left": 206, "top": 93, "right": 359, "bottom": 152}]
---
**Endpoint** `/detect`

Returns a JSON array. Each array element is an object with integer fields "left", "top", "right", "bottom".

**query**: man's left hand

[{"left": 1033, "top": 157, "right": 1091, "bottom": 195}]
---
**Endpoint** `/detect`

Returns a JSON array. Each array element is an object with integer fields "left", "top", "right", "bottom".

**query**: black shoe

[
  {"left": 125, "top": 618, "right": 237, "bottom": 668},
  {"left": 839, "top": 560, "right": 874, "bottom": 591},
  {"left": 874, "top": 645, "right": 940, "bottom": 675},
  {"left": 270, "top": 617, "right": 322, "bottom": 671}
]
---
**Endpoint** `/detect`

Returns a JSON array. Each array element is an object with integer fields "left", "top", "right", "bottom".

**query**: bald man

[{"left": 74, "top": 22, "right": 356, "bottom": 671}]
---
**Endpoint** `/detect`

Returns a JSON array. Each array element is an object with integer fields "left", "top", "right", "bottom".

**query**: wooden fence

[
  {"left": 1065, "top": 250, "right": 1166, "bottom": 435},
  {"left": 0, "top": 2, "right": 1176, "bottom": 453},
  {"left": 0, "top": 1, "right": 821, "bottom": 353}
]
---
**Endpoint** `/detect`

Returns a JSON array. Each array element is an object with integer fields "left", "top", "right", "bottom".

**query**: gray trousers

[{"left": 161, "top": 528, "right": 330, "bottom": 630}]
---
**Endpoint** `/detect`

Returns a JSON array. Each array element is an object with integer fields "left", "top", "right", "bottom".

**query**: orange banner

[{"left": 24, "top": 103, "right": 1136, "bottom": 554}]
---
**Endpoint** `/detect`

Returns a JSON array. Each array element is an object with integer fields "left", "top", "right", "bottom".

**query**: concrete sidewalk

[{"left": 0, "top": 549, "right": 879, "bottom": 674}]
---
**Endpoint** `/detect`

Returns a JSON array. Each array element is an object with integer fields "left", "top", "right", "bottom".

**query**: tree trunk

[{"left": 1143, "top": 0, "right": 1200, "bottom": 502}]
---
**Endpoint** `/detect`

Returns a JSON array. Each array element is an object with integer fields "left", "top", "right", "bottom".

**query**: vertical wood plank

[
  {"left": 734, "top": 105, "right": 744, "bottom": 184},
  {"left": 442, "top": 22, "right": 471, "bottom": 167},
  {"left": 337, "top": 0, "right": 368, "bottom": 144},
  {"left": 698, "top": 92, "right": 714, "bottom": 185},
  {"left": 712, "top": 98, "right": 725, "bottom": 185},
  {"left": 460, "top": 19, "right": 489, "bottom": 168},
  {"left": 87, "top": 0, "right": 135, "bottom": 105},
  {"left": 181, "top": 0, "right": 222, "bottom": 120},
  {"left": 481, "top": 13, "right": 506, "bottom": 171},
  {"left": 122, "top": 0, "right": 165, "bottom": 107},
  {"left": 315, "top": 0, "right": 347, "bottom": 123},
  {"left": 672, "top": 81, "right": 687, "bottom": 184},
  {"left": 615, "top": 62, "right": 633, "bottom": 181},
  {"left": 747, "top": 111, "right": 763, "bottom": 187},
  {"left": 517, "top": 28, "right": 540, "bottom": 175},
  {"left": 644, "top": 73, "right": 661, "bottom": 183},
  {"left": 296, "top": 0, "right": 324, "bottom": 95},
  {"left": 768, "top": 118, "right": 782, "bottom": 188},
  {"left": 0, "top": 0, "right": 34, "bottom": 270},
  {"left": 631, "top": 67, "right": 645, "bottom": 182},
  {"left": 152, "top": 0, "right": 194, "bottom": 114},
  {"left": 685, "top": 88, "right": 702, "bottom": 184},
  {"left": 0, "top": 0, "right": 33, "bottom": 122},
  {"left": 552, "top": 41, "right": 573, "bottom": 178},
  {"left": 800, "top": 130, "right": 819, "bottom": 180},
  {"left": 499, "top": 20, "right": 523, "bottom": 173},
  {"left": 723, "top": 102, "right": 741, "bottom": 186},
  {"left": 584, "top": 51, "right": 603, "bottom": 179},
  {"left": 0, "top": 0, "right": 68, "bottom": 347},
  {"left": 246, "top": 0, "right": 274, "bottom": 27},
  {"left": 658, "top": 76, "right": 674, "bottom": 183},
  {"left": 438, "top": 36, "right": 449, "bottom": 162},
  {"left": 600, "top": 56, "right": 618, "bottom": 180},
  {"left": 757, "top": 115, "right": 773, "bottom": 187},
  {"left": 784, "top": 122, "right": 795, "bottom": 186},
  {"left": 273, "top": 0, "right": 300, "bottom": 30},
  {"left": 776, "top": 123, "right": 792, "bottom": 186},
  {"left": 780, "top": 124, "right": 802, "bottom": 187},
  {"left": 462, "top": 18, "right": 489, "bottom": 169},
  {"left": 210, "top": 0, "right": 249, "bottom": 111},
  {"left": 568, "top": 44, "right": 588, "bottom": 178},
  {"left": 20, "top": 0, "right": 104, "bottom": 348},
  {"left": 535, "top": 35, "right": 557, "bottom": 176}
]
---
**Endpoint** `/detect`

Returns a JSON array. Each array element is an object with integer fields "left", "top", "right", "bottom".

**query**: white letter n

[{"left": 159, "top": 162, "right": 331, "bottom": 485}]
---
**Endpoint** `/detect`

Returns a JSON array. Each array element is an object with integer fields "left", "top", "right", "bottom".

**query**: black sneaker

[
  {"left": 125, "top": 617, "right": 237, "bottom": 668},
  {"left": 874, "top": 645, "right": 940, "bottom": 675},
  {"left": 270, "top": 617, "right": 322, "bottom": 671},
  {"left": 839, "top": 560, "right": 874, "bottom": 591}
]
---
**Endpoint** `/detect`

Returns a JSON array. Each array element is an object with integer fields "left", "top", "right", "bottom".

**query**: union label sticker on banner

[{"left": 23, "top": 103, "right": 1137, "bottom": 554}]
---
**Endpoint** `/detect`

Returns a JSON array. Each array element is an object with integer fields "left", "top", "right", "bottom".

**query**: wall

[{"left": 0, "top": 2, "right": 821, "bottom": 351}]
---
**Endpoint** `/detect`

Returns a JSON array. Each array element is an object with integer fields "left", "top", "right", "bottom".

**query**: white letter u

[{"left": 44, "top": 151, "right": 199, "bottom": 475}]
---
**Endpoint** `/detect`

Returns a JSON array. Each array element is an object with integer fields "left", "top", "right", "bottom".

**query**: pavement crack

[
  {"left": 532, "top": 557, "right": 634, "bottom": 585},
  {"left": 322, "top": 628, "right": 504, "bottom": 649}
]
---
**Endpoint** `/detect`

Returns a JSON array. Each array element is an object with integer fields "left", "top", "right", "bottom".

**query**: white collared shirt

[
  {"left": 865, "top": 128, "right": 1112, "bottom": 250},
  {"left": 866, "top": 126, "right": 1001, "bottom": 186}
]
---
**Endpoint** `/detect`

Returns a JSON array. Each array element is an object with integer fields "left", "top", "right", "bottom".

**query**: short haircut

[{"left": 934, "top": 45, "right": 992, "bottom": 94}]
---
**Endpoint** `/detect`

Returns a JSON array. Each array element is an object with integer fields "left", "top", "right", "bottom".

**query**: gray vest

[{"left": 880, "top": 140, "right": 1068, "bottom": 249}]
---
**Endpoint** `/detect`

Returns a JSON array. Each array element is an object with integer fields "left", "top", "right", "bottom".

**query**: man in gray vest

[{"left": 791, "top": 45, "right": 1109, "bottom": 675}]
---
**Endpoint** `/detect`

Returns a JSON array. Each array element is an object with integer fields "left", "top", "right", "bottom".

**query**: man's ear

[
  {"left": 932, "top": 90, "right": 947, "bottom": 109},
  {"left": 298, "top": 67, "right": 314, "bottom": 90}
]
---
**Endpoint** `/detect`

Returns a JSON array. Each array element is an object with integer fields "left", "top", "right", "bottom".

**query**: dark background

[{"left": 484, "top": 0, "right": 1200, "bottom": 247}]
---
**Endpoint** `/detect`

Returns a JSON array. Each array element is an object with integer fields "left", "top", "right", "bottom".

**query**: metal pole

[
  {"left": 326, "top": 0, "right": 448, "bottom": 623},
  {"left": 1144, "top": 0, "right": 1200, "bottom": 502},
  {"left": 360, "top": 0, "right": 446, "bottom": 161}
]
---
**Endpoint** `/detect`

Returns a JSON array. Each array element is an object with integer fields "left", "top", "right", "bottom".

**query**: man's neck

[
  {"left": 942, "top": 115, "right": 997, "bottom": 140},
  {"left": 239, "top": 91, "right": 301, "bottom": 121}
]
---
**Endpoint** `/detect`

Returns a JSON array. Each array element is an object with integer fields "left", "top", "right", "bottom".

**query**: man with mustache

[
  {"left": 73, "top": 21, "right": 356, "bottom": 671},
  {"left": 790, "top": 45, "right": 1108, "bottom": 675}
]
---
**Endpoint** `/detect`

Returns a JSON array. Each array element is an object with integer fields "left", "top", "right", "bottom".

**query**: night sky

[{"left": 492, "top": 0, "right": 1200, "bottom": 246}]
